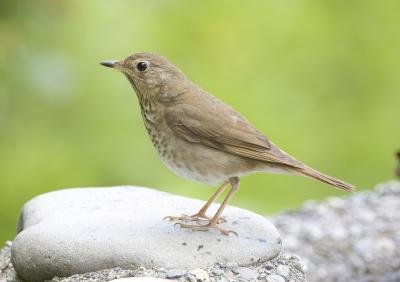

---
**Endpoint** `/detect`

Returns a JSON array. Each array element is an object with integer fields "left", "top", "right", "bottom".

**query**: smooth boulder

[{"left": 11, "top": 186, "right": 281, "bottom": 281}]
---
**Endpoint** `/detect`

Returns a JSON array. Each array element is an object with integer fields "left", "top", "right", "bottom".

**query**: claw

[
  {"left": 225, "top": 230, "right": 238, "bottom": 237},
  {"left": 163, "top": 215, "right": 183, "bottom": 221},
  {"left": 173, "top": 222, "right": 184, "bottom": 228},
  {"left": 163, "top": 213, "right": 226, "bottom": 224},
  {"left": 175, "top": 222, "right": 237, "bottom": 236},
  {"left": 217, "top": 217, "right": 227, "bottom": 224}
]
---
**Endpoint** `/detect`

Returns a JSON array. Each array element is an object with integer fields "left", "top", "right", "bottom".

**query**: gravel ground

[
  {"left": 272, "top": 181, "right": 400, "bottom": 282},
  {"left": 1, "top": 181, "right": 399, "bottom": 282},
  {"left": 0, "top": 241, "right": 305, "bottom": 282}
]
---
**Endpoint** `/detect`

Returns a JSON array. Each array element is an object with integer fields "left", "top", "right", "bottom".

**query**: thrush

[{"left": 101, "top": 52, "right": 355, "bottom": 236}]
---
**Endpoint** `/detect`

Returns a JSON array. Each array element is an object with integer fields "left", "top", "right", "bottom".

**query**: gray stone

[{"left": 11, "top": 186, "right": 281, "bottom": 282}]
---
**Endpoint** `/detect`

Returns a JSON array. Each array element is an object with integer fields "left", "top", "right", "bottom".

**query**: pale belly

[{"left": 145, "top": 121, "right": 285, "bottom": 185}]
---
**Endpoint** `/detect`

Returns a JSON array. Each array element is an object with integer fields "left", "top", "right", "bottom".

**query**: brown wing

[{"left": 164, "top": 100, "right": 303, "bottom": 168}]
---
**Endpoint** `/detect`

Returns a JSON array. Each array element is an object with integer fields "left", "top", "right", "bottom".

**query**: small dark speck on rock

[
  {"left": 264, "top": 262, "right": 274, "bottom": 270},
  {"left": 258, "top": 238, "right": 267, "bottom": 243},
  {"left": 197, "top": 245, "right": 204, "bottom": 251},
  {"left": 182, "top": 242, "right": 187, "bottom": 246}
]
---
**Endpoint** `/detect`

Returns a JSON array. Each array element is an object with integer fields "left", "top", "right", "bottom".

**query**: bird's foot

[
  {"left": 163, "top": 213, "right": 227, "bottom": 224},
  {"left": 174, "top": 222, "right": 237, "bottom": 236}
]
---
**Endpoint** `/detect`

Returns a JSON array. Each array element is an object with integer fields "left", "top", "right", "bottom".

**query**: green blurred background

[{"left": 1, "top": 0, "right": 399, "bottom": 243}]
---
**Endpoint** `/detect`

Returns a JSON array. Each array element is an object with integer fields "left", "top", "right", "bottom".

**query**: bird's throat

[{"left": 124, "top": 74, "right": 140, "bottom": 97}]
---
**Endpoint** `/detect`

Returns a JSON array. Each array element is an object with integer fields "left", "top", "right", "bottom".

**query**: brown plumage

[{"left": 101, "top": 52, "right": 355, "bottom": 235}]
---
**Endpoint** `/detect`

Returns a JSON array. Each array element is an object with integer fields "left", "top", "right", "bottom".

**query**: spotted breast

[{"left": 140, "top": 102, "right": 267, "bottom": 185}]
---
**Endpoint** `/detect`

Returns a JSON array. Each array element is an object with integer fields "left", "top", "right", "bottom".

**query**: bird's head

[{"left": 101, "top": 52, "right": 187, "bottom": 102}]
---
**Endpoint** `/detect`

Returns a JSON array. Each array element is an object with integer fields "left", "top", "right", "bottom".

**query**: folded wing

[{"left": 165, "top": 101, "right": 303, "bottom": 168}]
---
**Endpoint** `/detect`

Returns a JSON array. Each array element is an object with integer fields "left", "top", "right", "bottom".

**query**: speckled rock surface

[
  {"left": 111, "top": 278, "right": 172, "bottom": 282},
  {"left": 272, "top": 181, "right": 400, "bottom": 282},
  {"left": 11, "top": 186, "right": 281, "bottom": 282},
  {"left": 1, "top": 240, "right": 305, "bottom": 282}
]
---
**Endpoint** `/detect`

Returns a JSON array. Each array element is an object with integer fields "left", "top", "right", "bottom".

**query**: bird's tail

[{"left": 296, "top": 166, "right": 355, "bottom": 192}]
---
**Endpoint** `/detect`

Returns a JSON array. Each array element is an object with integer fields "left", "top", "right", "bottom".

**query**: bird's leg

[
  {"left": 193, "top": 180, "right": 229, "bottom": 221},
  {"left": 164, "top": 181, "right": 228, "bottom": 223},
  {"left": 176, "top": 177, "right": 240, "bottom": 236}
]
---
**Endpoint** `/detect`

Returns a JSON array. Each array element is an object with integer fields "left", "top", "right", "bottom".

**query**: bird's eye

[{"left": 136, "top": 61, "right": 149, "bottom": 72}]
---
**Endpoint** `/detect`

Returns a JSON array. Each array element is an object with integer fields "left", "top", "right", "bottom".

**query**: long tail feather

[{"left": 297, "top": 166, "right": 355, "bottom": 192}]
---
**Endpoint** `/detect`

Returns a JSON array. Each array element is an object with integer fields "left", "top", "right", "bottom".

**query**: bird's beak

[{"left": 100, "top": 60, "right": 120, "bottom": 68}]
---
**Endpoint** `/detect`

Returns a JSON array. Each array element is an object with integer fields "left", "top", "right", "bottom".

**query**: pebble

[
  {"left": 236, "top": 267, "right": 257, "bottom": 280},
  {"left": 264, "top": 262, "right": 274, "bottom": 270},
  {"left": 276, "top": 264, "right": 290, "bottom": 278},
  {"left": 325, "top": 197, "right": 345, "bottom": 210},
  {"left": 166, "top": 269, "right": 186, "bottom": 279},
  {"left": 211, "top": 268, "right": 223, "bottom": 276},
  {"left": 190, "top": 268, "right": 209, "bottom": 281},
  {"left": 224, "top": 270, "right": 234, "bottom": 279},
  {"left": 290, "top": 255, "right": 301, "bottom": 261},
  {"left": 225, "top": 262, "right": 238, "bottom": 269},
  {"left": 294, "top": 260, "right": 308, "bottom": 274},
  {"left": 266, "top": 274, "right": 285, "bottom": 282},
  {"left": 258, "top": 272, "right": 267, "bottom": 279}
]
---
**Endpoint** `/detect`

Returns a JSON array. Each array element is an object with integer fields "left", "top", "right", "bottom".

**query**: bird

[{"left": 100, "top": 52, "right": 355, "bottom": 236}]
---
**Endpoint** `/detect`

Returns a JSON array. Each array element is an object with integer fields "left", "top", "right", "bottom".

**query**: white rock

[
  {"left": 11, "top": 187, "right": 281, "bottom": 282},
  {"left": 211, "top": 268, "right": 223, "bottom": 276},
  {"left": 294, "top": 260, "right": 308, "bottom": 274},
  {"left": 266, "top": 274, "right": 285, "bottom": 282},
  {"left": 236, "top": 267, "right": 257, "bottom": 280},
  {"left": 224, "top": 270, "right": 234, "bottom": 279},
  {"left": 276, "top": 264, "right": 290, "bottom": 278},
  {"left": 226, "top": 262, "right": 239, "bottom": 269},
  {"left": 166, "top": 269, "right": 186, "bottom": 279},
  {"left": 325, "top": 197, "right": 345, "bottom": 210},
  {"left": 190, "top": 268, "right": 209, "bottom": 281}
]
